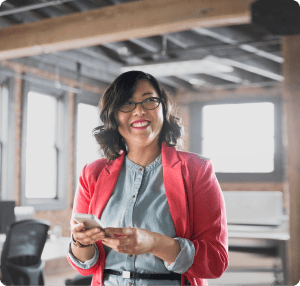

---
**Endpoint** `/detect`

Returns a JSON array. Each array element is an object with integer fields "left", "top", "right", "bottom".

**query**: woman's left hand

[{"left": 101, "top": 227, "right": 155, "bottom": 256}]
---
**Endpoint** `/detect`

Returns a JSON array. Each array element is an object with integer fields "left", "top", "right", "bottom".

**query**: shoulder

[
  {"left": 81, "top": 158, "right": 107, "bottom": 182},
  {"left": 176, "top": 149, "right": 211, "bottom": 166},
  {"left": 85, "top": 157, "right": 107, "bottom": 170},
  {"left": 162, "top": 142, "right": 210, "bottom": 168}
]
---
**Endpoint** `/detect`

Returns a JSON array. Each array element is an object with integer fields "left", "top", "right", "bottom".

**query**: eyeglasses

[{"left": 118, "top": 97, "right": 163, "bottom": 113}]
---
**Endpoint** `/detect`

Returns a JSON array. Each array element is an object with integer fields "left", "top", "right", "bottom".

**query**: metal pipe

[
  {"left": 122, "top": 39, "right": 281, "bottom": 61},
  {"left": 196, "top": 81, "right": 281, "bottom": 91},
  {"left": 0, "top": 0, "right": 77, "bottom": 17}
]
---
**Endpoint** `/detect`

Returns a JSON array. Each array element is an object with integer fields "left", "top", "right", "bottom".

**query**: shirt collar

[{"left": 125, "top": 154, "right": 162, "bottom": 174}]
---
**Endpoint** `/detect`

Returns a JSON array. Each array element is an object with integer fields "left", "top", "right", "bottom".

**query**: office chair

[
  {"left": 0, "top": 201, "right": 15, "bottom": 234},
  {"left": 65, "top": 274, "right": 93, "bottom": 286},
  {"left": 0, "top": 219, "right": 50, "bottom": 285}
]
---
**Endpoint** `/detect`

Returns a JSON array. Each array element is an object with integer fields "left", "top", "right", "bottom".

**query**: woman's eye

[
  {"left": 146, "top": 97, "right": 156, "bottom": 102},
  {"left": 124, "top": 101, "right": 133, "bottom": 105}
]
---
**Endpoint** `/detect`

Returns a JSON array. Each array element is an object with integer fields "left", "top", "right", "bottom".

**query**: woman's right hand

[
  {"left": 70, "top": 220, "right": 107, "bottom": 262},
  {"left": 72, "top": 220, "right": 107, "bottom": 246}
]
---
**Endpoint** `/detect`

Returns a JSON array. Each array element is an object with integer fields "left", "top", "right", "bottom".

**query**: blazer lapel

[
  {"left": 162, "top": 143, "right": 188, "bottom": 238},
  {"left": 92, "top": 152, "right": 125, "bottom": 219}
]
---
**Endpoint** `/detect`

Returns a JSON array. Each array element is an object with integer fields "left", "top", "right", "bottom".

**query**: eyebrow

[
  {"left": 128, "top": 92, "right": 154, "bottom": 101},
  {"left": 142, "top": 92, "right": 154, "bottom": 97}
]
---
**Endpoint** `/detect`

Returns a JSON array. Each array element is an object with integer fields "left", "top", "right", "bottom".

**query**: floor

[
  {"left": 44, "top": 251, "right": 283, "bottom": 286},
  {"left": 44, "top": 258, "right": 78, "bottom": 285}
]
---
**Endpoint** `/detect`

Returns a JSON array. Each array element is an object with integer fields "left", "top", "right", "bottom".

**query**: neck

[{"left": 126, "top": 141, "right": 162, "bottom": 167}]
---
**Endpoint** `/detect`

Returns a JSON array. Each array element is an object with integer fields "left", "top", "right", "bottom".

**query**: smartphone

[{"left": 73, "top": 213, "right": 106, "bottom": 230}]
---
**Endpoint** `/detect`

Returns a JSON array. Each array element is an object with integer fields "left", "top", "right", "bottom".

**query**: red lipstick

[{"left": 131, "top": 120, "right": 150, "bottom": 129}]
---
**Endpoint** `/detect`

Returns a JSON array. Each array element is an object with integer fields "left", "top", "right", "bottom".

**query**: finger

[
  {"left": 105, "top": 227, "right": 123, "bottom": 234},
  {"left": 82, "top": 227, "right": 103, "bottom": 240},
  {"left": 72, "top": 222, "right": 86, "bottom": 233},
  {"left": 77, "top": 231, "right": 103, "bottom": 245},
  {"left": 105, "top": 227, "right": 132, "bottom": 237},
  {"left": 90, "top": 230, "right": 107, "bottom": 241},
  {"left": 101, "top": 236, "right": 128, "bottom": 247},
  {"left": 73, "top": 227, "right": 99, "bottom": 242},
  {"left": 71, "top": 219, "right": 78, "bottom": 227},
  {"left": 101, "top": 240, "right": 131, "bottom": 254}
]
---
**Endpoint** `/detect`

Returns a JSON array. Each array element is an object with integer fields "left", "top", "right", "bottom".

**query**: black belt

[{"left": 104, "top": 269, "right": 181, "bottom": 280}]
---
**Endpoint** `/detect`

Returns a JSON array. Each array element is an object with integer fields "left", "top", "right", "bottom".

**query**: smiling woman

[
  {"left": 115, "top": 79, "right": 164, "bottom": 165},
  {"left": 93, "top": 71, "right": 182, "bottom": 162},
  {"left": 67, "top": 71, "right": 228, "bottom": 286}
]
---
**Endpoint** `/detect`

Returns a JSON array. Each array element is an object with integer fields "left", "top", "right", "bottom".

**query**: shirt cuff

[
  {"left": 164, "top": 238, "right": 195, "bottom": 274},
  {"left": 68, "top": 241, "right": 99, "bottom": 269}
]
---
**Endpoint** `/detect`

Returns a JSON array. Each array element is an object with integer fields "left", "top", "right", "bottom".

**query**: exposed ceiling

[{"left": 0, "top": 0, "right": 283, "bottom": 94}]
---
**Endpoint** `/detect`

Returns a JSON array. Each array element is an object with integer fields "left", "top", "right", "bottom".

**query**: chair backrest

[
  {"left": 0, "top": 201, "right": 15, "bottom": 234},
  {"left": 1, "top": 219, "right": 50, "bottom": 284}
]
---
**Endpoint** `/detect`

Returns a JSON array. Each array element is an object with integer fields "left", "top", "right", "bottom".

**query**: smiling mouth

[{"left": 131, "top": 121, "right": 150, "bottom": 128}]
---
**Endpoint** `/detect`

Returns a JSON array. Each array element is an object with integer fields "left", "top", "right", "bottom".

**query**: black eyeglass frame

[{"left": 117, "top": 97, "right": 164, "bottom": 113}]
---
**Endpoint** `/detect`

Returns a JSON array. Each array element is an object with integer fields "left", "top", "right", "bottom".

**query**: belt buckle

[{"left": 122, "top": 271, "right": 131, "bottom": 279}]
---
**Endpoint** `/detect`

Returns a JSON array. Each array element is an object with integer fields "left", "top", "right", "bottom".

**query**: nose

[{"left": 132, "top": 102, "right": 146, "bottom": 115}]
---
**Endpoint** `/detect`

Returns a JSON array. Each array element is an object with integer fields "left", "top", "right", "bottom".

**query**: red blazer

[{"left": 67, "top": 143, "right": 228, "bottom": 286}]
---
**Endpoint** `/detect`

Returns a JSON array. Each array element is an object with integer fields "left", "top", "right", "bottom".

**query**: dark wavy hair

[{"left": 93, "top": 70, "right": 183, "bottom": 162}]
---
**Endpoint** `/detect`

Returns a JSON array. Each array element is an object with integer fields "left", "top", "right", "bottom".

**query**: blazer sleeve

[
  {"left": 184, "top": 158, "right": 228, "bottom": 279},
  {"left": 67, "top": 163, "right": 103, "bottom": 276}
]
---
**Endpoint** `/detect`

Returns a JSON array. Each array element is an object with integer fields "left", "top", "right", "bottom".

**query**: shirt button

[
  {"left": 129, "top": 254, "right": 133, "bottom": 258},
  {"left": 128, "top": 283, "right": 132, "bottom": 286},
  {"left": 139, "top": 168, "right": 142, "bottom": 172},
  {"left": 132, "top": 195, "right": 135, "bottom": 199}
]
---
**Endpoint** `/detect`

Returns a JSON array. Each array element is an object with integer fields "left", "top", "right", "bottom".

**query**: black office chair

[
  {"left": 0, "top": 219, "right": 50, "bottom": 285},
  {"left": 0, "top": 201, "right": 15, "bottom": 234},
  {"left": 65, "top": 274, "right": 93, "bottom": 285}
]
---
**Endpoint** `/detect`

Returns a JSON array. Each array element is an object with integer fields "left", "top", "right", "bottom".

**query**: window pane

[
  {"left": 25, "top": 92, "right": 57, "bottom": 198},
  {"left": 202, "top": 102, "right": 274, "bottom": 173},
  {"left": 76, "top": 103, "right": 102, "bottom": 180}
]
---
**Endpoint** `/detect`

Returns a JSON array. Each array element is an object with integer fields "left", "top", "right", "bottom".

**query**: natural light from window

[
  {"left": 76, "top": 103, "right": 102, "bottom": 181},
  {"left": 25, "top": 92, "right": 57, "bottom": 198},
  {"left": 202, "top": 102, "right": 275, "bottom": 173}
]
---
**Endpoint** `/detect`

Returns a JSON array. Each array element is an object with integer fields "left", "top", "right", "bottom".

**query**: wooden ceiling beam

[{"left": 0, "top": 0, "right": 253, "bottom": 60}]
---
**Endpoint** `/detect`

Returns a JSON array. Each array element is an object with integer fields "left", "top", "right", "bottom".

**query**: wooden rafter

[{"left": 0, "top": 0, "right": 253, "bottom": 60}]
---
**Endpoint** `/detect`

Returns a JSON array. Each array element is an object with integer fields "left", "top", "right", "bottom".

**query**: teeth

[{"left": 132, "top": 121, "right": 149, "bottom": 127}]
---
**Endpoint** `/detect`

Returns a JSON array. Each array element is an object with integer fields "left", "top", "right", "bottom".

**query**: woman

[{"left": 67, "top": 71, "right": 228, "bottom": 286}]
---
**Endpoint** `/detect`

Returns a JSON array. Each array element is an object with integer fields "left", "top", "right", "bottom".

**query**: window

[
  {"left": 190, "top": 99, "right": 284, "bottom": 181},
  {"left": 25, "top": 92, "right": 57, "bottom": 199},
  {"left": 0, "top": 77, "right": 14, "bottom": 201},
  {"left": 21, "top": 81, "right": 68, "bottom": 210},
  {"left": 75, "top": 92, "right": 102, "bottom": 186}
]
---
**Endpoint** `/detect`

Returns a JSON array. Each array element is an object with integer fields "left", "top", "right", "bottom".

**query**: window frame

[
  {"left": 74, "top": 90, "right": 102, "bottom": 191},
  {"left": 0, "top": 75, "right": 15, "bottom": 201},
  {"left": 189, "top": 97, "right": 285, "bottom": 182},
  {"left": 21, "top": 77, "right": 69, "bottom": 210}
]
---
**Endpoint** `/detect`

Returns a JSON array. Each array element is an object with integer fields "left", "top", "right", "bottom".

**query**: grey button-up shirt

[{"left": 69, "top": 155, "right": 195, "bottom": 285}]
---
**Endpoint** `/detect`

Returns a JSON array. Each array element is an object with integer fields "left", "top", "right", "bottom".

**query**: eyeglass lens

[{"left": 119, "top": 98, "right": 160, "bottom": 112}]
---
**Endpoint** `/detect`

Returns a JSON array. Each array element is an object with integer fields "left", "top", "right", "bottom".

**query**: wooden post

[
  {"left": 282, "top": 34, "right": 300, "bottom": 285},
  {"left": 13, "top": 72, "right": 24, "bottom": 206},
  {"left": 67, "top": 90, "right": 76, "bottom": 209}
]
